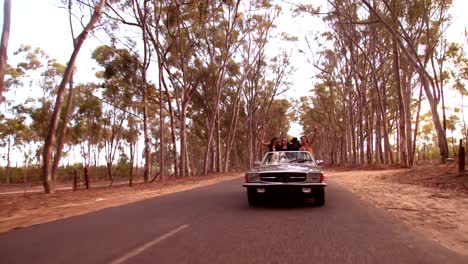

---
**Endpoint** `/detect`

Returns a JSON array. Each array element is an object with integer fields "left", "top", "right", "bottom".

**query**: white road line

[{"left": 110, "top": 224, "right": 189, "bottom": 264}]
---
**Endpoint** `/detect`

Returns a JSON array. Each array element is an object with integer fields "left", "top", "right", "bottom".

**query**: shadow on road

[{"left": 246, "top": 196, "right": 323, "bottom": 209}]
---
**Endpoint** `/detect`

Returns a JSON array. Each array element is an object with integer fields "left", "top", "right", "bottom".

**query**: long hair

[{"left": 269, "top": 137, "right": 279, "bottom": 149}]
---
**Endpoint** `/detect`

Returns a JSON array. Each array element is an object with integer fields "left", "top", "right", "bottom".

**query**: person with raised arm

[
  {"left": 257, "top": 127, "right": 279, "bottom": 152},
  {"left": 299, "top": 124, "right": 318, "bottom": 155}
]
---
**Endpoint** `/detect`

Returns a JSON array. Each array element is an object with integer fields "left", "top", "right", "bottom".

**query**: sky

[
  {"left": 2, "top": 0, "right": 467, "bottom": 91},
  {"left": 0, "top": 0, "right": 467, "bottom": 165}
]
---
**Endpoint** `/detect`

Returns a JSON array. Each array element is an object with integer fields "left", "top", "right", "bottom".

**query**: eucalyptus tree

[
  {"left": 104, "top": 0, "right": 155, "bottom": 182},
  {"left": 69, "top": 83, "right": 103, "bottom": 179},
  {"left": 295, "top": 0, "right": 456, "bottom": 166},
  {"left": 446, "top": 107, "right": 461, "bottom": 156},
  {"left": 237, "top": 1, "right": 292, "bottom": 168},
  {"left": 145, "top": 1, "right": 212, "bottom": 176},
  {"left": 42, "top": 0, "right": 106, "bottom": 193},
  {"left": 0, "top": 45, "right": 69, "bottom": 183},
  {"left": 195, "top": 0, "right": 241, "bottom": 175},
  {"left": 444, "top": 43, "right": 468, "bottom": 148},
  {"left": 7, "top": 46, "right": 65, "bottom": 148},
  {"left": 222, "top": 73, "right": 243, "bottom": 172},
  {"left": 92, "top": 45, "right": 141, "bottom": 182},
  {"left": 122, "top": 115, "right": 139, "bottom": 185},
  {"left": 360, "top": 0, "right": 450, "bottom": 162},
  {"left": 0, "top": 0, "right": 11, "bottom": 102},
  {"left": 446, "top": 43, "right": 468, "bottom": 96},
  {"left": 0, "top": 114, "right": 30, "bottom": 183}
]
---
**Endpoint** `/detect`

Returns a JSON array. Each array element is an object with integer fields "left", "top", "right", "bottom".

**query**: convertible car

[{"left": 243, "top": 151, "right": 326, "bottom": 206}]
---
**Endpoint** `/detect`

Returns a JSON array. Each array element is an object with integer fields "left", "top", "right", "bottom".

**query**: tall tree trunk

[
  {"left": 185, "top": 141, "right": 191, "bottom": 176},
  {"left": 42, "top": 0, "right": 106, "bottom": 193},
  {"left": 349, "top": 95, "right": 357, "bottom": 165},
  {"left": 211, "top": 141, "right": 216, "bottom": 172},
  {"left": 248, "top": 112, "right": 254, "bottom": 168},
  {"left": 216, "top": 110, "right": 222, "bottom": 173},
  {"left": 421, "top": 72, "right": 449, "bottom": 162},
  {"left": 392, "top": 34, "right": 409, "bottom": 167},
  {"left": 366, "top": 107, "right": 373, "bottom": 164},
  {"left": 0, "top": 0, "right": 11, "bottom": 102},
  {"left": 51, "top": 1, "right": 78, "bottom": 181},
  {"left": 202, "top": 75, "right": 225, "bottom": 175},
  {"left": 142, "top": 53, "right": 150, "bottom": 183},
  {"left": 134, "top": 0, "right": 151, "bottom": 183},
  {"left": 162, "top": 77, "right": 178, "bottom": 177},
  {"left": 203, "top": 108, "right": 217, "bottom": 175},
  {"left": 375, "top": 101, "right": 384, "bottom": 164},
  {"left": 340, "top": 131, "right": 346, "bottom": 165},
  {"left": 158, "top": 62, "right": 165, "bottom": 180},
  {"left": 142, "top": 82, "right": 150, "bottom": 182},
  {"left": 6, "top": 135, "right": 10, "bottom": 184},
  {"left": 404, "top": 72, "right": 415, "bottom": 166},
  {"left": 224, "top": 89, "right": 241, "bottom": 171},
  {"left": 129, "top": 143, "right": 134, "bottom": 186},
  {"left": 51, "top": 75, "right": 76, "bottom": 180},
  {"left": 180, "top": 102, "right": 188, "bottom": 176}
]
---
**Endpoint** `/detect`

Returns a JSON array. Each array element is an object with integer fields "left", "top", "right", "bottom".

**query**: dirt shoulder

[
  {"left": 0, "top": 173, "right": 242, "bottom": 234},
  {"left": 329, "top": 164, "right": 468, "bottom": 256}
]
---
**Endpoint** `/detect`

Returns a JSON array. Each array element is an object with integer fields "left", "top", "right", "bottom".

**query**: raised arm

[
  {"left": 308, "top": 125, "right": 318, "bottom": 145},
  {"left": 257, "top": 129, "right": 270, "bottom": 146}
]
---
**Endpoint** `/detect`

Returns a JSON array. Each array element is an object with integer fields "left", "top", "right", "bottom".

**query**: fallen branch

[{"left": 150, "top": 171, "right": 161, "bottom": 182}]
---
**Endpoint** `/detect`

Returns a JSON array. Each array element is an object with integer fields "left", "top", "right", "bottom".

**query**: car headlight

[
  {"left": 307, "top": 172, "right": 323, "bottom": 183},
  {"left": 245, "top": 172, "right": 260, "bottom": 182}
]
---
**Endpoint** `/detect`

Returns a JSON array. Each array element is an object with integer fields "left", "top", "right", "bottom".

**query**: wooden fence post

[
  {"left": 84, "top": 167, "right": 89, "bottom": 190},
  {"left": 73, "top": 169, "right": 78, "bottom": 191},
  {"left": 458, "top": 139, "right": 465, "bottom": 173}
]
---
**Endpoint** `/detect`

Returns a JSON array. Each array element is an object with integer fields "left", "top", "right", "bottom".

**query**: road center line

[{"left": 110, "top": 224, "right": 189, "bottom": 264}]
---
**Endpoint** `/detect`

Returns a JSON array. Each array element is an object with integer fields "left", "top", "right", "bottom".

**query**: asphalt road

[{"left": 0, "top": 178, "right": 466, "bottom": 264}]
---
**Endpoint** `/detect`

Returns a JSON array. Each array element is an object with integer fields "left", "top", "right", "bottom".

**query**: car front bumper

[
  {"left": 243, "top": 182, "right": 326, "bottom": 197},
  {"left": 243, "top": 182, "right": 327, "bottom": 187}
]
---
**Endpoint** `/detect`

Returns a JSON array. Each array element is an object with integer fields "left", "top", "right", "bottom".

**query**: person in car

[
  {"left": 257, "top": 128, "right": 279, "bottom": 152},
  {"left": 277, "top": 137, "right": 290, "bottom": 151},
  {"left": 290, "top": 137, "right": 301, "bottom": 151},
  {"left": 300, "top": 125, "right": 318, "bottom": 155}
]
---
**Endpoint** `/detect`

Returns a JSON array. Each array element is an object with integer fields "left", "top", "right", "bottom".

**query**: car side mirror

[
  {"left": 254, "top": 161, "right": 262, "bottom": 167},
  {"left": 316, "top": 160, "right": 324, "bottom": 166}
]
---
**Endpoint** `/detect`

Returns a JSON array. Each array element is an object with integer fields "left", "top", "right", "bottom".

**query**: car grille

[{"left": 260, "top": 172, "right": 307, "bottom": 183}]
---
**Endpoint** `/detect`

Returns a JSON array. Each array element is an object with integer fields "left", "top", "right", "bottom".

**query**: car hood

[{"left": 248, "top": 163, "right": 322, "bottom": 173}]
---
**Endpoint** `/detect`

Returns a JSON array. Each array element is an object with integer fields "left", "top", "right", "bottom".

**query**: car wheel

[
  {"left": 315, "top": 188, "right": 325, "bottom": 206},
  {"left": 247, "top": 189, "right": 261, "bottom": 207}
]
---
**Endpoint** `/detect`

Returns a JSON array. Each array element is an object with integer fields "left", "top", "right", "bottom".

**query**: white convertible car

[{"left": 243, "top": 151, "right": 327, "bottom": 206}]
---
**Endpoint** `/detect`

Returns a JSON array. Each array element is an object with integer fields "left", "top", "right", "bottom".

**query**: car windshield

[{"left": 261, "top": 151, "right": 316, "bottom": 165}]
